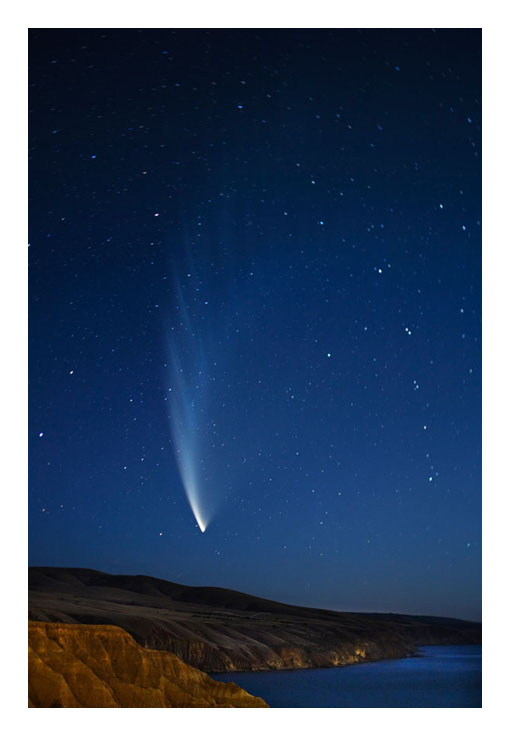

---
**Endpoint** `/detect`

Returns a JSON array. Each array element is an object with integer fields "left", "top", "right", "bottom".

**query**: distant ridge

[{"left": 29, "top": 566, "right": 482, "bottom": 673}]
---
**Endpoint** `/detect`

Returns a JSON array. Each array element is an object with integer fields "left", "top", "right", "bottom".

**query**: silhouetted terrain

[{"left": 29, "top": 567, "right": 481, "bottom": 672}]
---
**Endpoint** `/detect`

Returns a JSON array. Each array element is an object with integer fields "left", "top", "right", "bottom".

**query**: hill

[{"left": 29, "top": 567, "right": 481, "bottom": 673}]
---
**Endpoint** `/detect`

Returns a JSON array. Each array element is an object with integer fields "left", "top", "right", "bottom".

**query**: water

[{"left": 211, "top": 645, "right": 481, "bottom": 707}]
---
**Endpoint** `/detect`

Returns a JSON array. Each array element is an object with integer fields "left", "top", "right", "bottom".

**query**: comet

[
  {"left": 166, "top": 268, "right": 215, "bottom": 532},
  {"left": 165, "top": 235, "right": 245, "bottom": 531},
  {"left": 170, "top": 412, "right": 209, "bottom": 532}
]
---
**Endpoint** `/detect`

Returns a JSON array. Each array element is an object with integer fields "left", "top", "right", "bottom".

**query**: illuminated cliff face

[{"left": 28, "top": 622, "right": 268, "bottom": 708}]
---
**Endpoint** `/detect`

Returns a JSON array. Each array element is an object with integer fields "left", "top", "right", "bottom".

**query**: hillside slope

[{"left": 29, "top": 567, "right": 481, "bottom": 673}]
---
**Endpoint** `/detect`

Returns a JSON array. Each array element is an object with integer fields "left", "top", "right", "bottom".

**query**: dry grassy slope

[
  {"left": 29, "top": 567, "right": 482, "bottom": 673},
  {"left": 28, "top": 621, "right": 268, "bottom": 708}
]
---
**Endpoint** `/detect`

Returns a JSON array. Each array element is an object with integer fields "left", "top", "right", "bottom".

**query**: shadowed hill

[{"left": 29, "top": 567, "right": 481, "bottom": 673}]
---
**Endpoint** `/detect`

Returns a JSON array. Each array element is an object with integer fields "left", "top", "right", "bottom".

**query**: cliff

[
  {"left": 28, "top": 621, "right": 268, "bottom": 708},
  {"left": 29, "top": 567, "right": 481, "bottom": 673}
]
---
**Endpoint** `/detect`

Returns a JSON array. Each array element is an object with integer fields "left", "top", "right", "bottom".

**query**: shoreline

[
  {"left": 208, "top": 644, "right": 482, "bottom": 708},
  {"left": 29, "top": 567, "right": 482, "bottom": 675}
]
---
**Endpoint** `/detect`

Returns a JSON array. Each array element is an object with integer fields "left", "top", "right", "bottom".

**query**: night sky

[{"left": 28, "top": 29, "right": 481, "bottom": 621}]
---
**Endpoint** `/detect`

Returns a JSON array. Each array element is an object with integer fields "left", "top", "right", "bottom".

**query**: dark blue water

[{"left": 211, "top": 645, "right": 481, "bottom": 707}]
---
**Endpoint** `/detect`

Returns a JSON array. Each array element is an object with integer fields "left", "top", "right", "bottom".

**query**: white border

[{"left": 19, "top": 1, "right": 482, "bottom": 29}]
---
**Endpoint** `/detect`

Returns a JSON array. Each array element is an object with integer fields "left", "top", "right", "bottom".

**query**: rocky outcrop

[
  {"left": 28, "top": 621, "right": 268, "bottom": 708},
  {"left": 142, "top": 629, "right": 413, "bottom": 672},
  {"left": 29, "top": 567, "right": 482, "bottom": 674}
]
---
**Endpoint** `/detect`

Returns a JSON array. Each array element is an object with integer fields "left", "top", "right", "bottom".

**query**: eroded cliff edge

[
  {"left": 28, "top": 621, "right": 268, "bottom": 707},
  {"left": 29, "top": 567, "right": 481, "bottom": 673}
]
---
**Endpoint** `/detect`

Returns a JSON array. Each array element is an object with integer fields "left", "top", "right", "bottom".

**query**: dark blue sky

[{"left": 28, "top": 28, "right": 481, "bottom": 620}]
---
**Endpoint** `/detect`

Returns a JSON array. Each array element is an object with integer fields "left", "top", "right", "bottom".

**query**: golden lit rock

[{"left": 28, "top": 621, "right": 268, "bottom": 708}]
